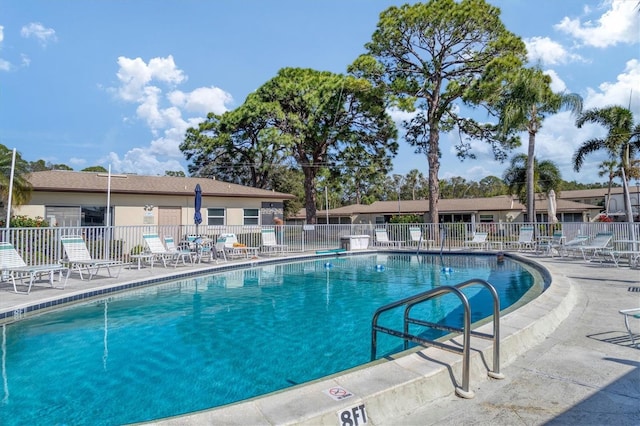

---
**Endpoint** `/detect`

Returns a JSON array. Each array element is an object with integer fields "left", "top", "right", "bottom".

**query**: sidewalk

[{"left": 393, "top": 255, "right": 640, "bottom": 425}]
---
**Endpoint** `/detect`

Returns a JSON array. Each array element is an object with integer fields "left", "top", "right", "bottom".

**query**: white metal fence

[{"left": 1, "top": 221, "right": 638, "bottom": 267}]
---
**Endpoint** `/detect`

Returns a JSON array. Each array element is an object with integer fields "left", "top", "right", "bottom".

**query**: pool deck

[{"left": 1, "top": 252, "right": 638, "bottom": 425}]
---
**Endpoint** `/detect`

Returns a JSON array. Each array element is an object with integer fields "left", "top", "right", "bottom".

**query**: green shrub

[{"left": 0, "top": 215, "right": 49, "bottom": 228}]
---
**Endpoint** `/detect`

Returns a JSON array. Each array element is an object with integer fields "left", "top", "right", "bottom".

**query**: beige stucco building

[
  {"left": 300, "top": 194, "right": 602, "bottom": 225},
  {"left": 14, "top": 171, "right": 295, "bottom": 228}
]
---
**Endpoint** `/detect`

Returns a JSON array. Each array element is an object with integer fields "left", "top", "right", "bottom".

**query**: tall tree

[
  {"left": 28, "top": 159, "right": 73, "bottom": 171},
  {"left": 403, "top": 169, "right": 427, "bottom": 200},
  {"left": 253, "top": 68, "right": 397, "bottom": 223},
  {"left": 350, "top": 0, "right": 526, "bottom": 224},
  {"left": 494, "top": 67, "right": 582, "bottom": 224},
  {"left": 573, "top": 106, "right": 640, "bottom": 221},
  {"left": 597, "top": 159, "right": 619, "bottom": 214},
  {"left": 331, "top": 144, "right": 391, "bottom": 205},
  {"left": 0, "top": 145, "right": 32, "bottom": 210},
  {"left": 478, "top": 176, "right": 508, "bottom": 197},
  {"left": 503, "top": 154, "right": 562, "bottom": 207},
  {"left": 181, "top": 103, "right": 286, "bottom": 189},
  {"left": 82, "top": 166, "right": 108, "bottom": 173}
]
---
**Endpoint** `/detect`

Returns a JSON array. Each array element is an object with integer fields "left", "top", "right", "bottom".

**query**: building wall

[{"left": 14, "top": 191, "right": 286, "bottom": 227}]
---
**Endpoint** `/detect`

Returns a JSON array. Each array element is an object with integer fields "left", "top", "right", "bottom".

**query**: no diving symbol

[
  {"left": 330, "top": 387, "right": 348, "bottom": 397},
  {"left": 323, "top": 386, "right": 354, "bottom": 401}
]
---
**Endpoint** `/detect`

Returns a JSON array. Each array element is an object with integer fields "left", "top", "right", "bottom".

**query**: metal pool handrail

[{"left": 370, "top": 279, "right": 503, "bottom": 399}]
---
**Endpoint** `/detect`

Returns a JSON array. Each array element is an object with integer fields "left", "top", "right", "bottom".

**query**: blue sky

[{"left": 1, "top": 0, "right": 638, "bottom": 184}]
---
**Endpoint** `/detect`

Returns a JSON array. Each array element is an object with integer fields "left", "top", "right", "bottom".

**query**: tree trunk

[
  {"left": 526, "top": 130, "right": 536, "bottom": 224},
  {"left": 428, "top": 128, "right": 440, "bottom": 225},
  {"left": 303, "top": 166, "right": 317, "bottom": 224}
]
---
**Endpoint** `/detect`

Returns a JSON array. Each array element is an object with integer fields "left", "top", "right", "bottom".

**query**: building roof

[
  {"left": 27, "top": 170, "right": 295, "bottom": 200},
  {"left": 559, "top": 186, "right": 640, "bottom": 199},
  {"left": 299, "top": 194, "right": 599, "bottom": 218}
]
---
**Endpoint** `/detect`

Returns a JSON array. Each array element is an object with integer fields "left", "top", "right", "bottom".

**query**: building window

[
  {"left": 207, "top": 208, "right": 225, "bottom": 225},
  {"left": 45, "top": 206, "right": 111, "bottom": 227},
  {"left": 375, "top": 216, "right": 385, "bottom": 224},
  {"left": 561, "top": 213, "right": 583, "bottom": 222},
  {"left": 244, "top": 208, "right": 260, "bottom": 225},
  {"left": 479, "top": 214, "right": 493, "bottom": 223}
]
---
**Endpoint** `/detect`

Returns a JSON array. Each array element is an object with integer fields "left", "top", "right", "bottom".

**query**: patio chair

[
  {"left": 409, "top": 227, "right": 433, "bottom": 250},
  {"left": 143, "top": 233, "right": 188, "bottom": 268},
  {"left": 578, "top": 232, "right": 614, "bottom": 261},
  {"left": 619, "top": 307, "right": 640, "bottom": 348},
  {"left": 505, "top": 226, "right": 536, "bottom": 251},
  {"left": 537, "top": 231, "right": 564, "bottom": 257},
  {"left": 186, "top": 235, "right": 216, "bottom": 263},
  {"left": 163, "top": 236, "right": 195, "bottom": 265},
  {"left": 220, "top": 233, "right": 259, "bottom": 259},
  {"left": 261, "top": 228, "right": 288, "bottom": 255},
  {"left": 374, "top": 228, "right": 403, "bottom": 248},
  {"left": 60, "top": 235, "right": 123, "bottom": 280},
  {"left": 463, "top": 232, "right": 488, "bottom": 250},
  {"left": 0, "top": 241, "right": 69, "bottom": 294},
  {"left": 560, "top": 235, "right": 590, "bottom": 258}
]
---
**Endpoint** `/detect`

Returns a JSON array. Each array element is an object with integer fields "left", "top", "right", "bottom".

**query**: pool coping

[{"left": 145, "top": 252, "right": 572, "bottom": 426}]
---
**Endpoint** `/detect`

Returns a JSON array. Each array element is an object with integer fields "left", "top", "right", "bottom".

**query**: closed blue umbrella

[{"left": 194, "top": 184, "right": 202, "bottom": 235}]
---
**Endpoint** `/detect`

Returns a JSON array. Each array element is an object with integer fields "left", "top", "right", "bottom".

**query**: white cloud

[
  {"left": 0, "top": 25, "right": 9, "bottom": 71},
  {"left": 106, "top": 149, "right": 185, "bottom": 176},
  {"left": 68, "top": 157, "right": 87, "bottom": 168},
  {"left": 168, "top": 87, "right": 232, "bottom": 115},
  {"left": 20, "top": 22, "right": 57, "bottom": 47},
  {"left": 554, "top": 0, "right": 640, "bottom": 48},
  {"left": 533, "top": 59, "right": 640, "bottom": 183},
  {"left": 583, "top": 58, "right": 640, "bottom": 110},
  {"left": 543, "top": 69, "right": 567, "bottom": 93},
  {"left": 525, "top": 36, "right": 584, "bottom": 65},
  {"left": 110, "top": 55, "right": 235, "bottom": 175},
  {"left": 387, "top": 106, "right": 417, "bottom": 124}
]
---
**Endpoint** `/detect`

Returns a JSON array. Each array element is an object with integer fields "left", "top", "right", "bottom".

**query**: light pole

[
  {"left": 393, "top": 174, "right": 403, "bottom": 216},
  {"left": 325, "top": 186, "right": 329, "bottom": 225}
]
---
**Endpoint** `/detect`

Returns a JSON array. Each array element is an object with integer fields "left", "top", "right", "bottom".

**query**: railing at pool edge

[{"left": 370, "top": 278, "right": 503, "bottom": 399}]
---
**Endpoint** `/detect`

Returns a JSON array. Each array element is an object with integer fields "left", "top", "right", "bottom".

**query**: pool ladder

[{"left": 370, "top": 279, "right": 504, "bottom": 398}]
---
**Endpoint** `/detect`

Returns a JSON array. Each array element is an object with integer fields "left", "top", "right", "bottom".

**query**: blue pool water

[{"left": 0, "top": 253, "right": 541, "bottom": 425}]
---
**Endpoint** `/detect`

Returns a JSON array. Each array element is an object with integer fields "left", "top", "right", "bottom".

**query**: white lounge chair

[
  {"left": 60, "top": 235, "right": 123, "bottom": 280},
  {"left": 537, "top": 231, "right": 564, "bottom": 257},
  {"left": 506, "top": 226, "right": 536, "bottom": 251},
  {"left": 220, "top": 233, "right": 259, "bottom": 259},
  {"left": 163, "top": 236, "right": 195, "bottom": 265},
  {"left": 213, "top": 236, "right": 228, "bottom": 262},
  {"left": 374, "top": 229, "right": 403, "bottom": 248},
  {"left": 0, "top": 241, "right": 69, "bottom": 294},
  {"left": 409, "top": 227, "right": 433, "bottom": 249},
  {"left": 464, "top": 232, "right": 488, "bottom": 250},
  {"left": 579, "top": 232, "right": 614, "bottom": 261},
  {"left": 143, "top": 233, "right": 188, "bottom": 267},
  {"left": 261, "top": 228, "right": 288, "bottom": 255},
  {"left": 561, "top": 235, "right": 590, "bottom": 258},
  {"left": 619, "top": 307, "right": 640, "bottom": 348}
]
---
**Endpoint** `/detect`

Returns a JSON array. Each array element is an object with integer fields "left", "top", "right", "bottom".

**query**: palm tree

[
  {"left": 496, "top": 67, "right": 582, "bottom": 223},
  {"left": 573, "top": 106, "right": 640, "bottom": 221},
  {"left": 0, "top": 145, "right": 32, "bottom": 219},
  {"left": 503, "top": 154, "right": 562, "bottom": 218},
  {"left": 597, "top": 159, "right": 619, "bottom": 214}
]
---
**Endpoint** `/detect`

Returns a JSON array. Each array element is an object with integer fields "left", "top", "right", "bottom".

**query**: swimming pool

[{"left": 0, "top": 253, "right": 542, "bottom": 425}]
